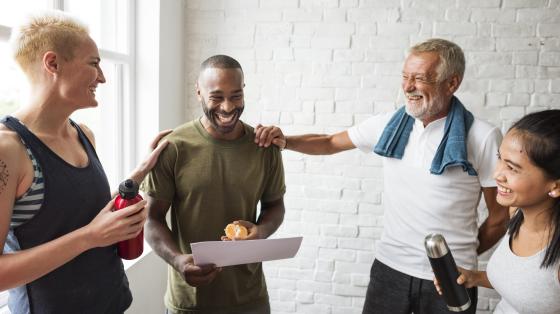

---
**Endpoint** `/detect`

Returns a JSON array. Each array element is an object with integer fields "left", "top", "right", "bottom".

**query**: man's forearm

[
  {"left": 478, "top": 188, "right": 509, "bottom": 254},
  {"left": 286, "top": 131, "right": 354, "bottom": 155},
  {"left": 145, "top": 219, "right": 182, "bottom": 267},
  {"left": 256, "top": 200, "right": 285, "bottom": 239},
  {"left": 477, "top": 220, "right": 507, "bottom": 254},
  {"left": 285, "top": 134, "right": 336, "bottom": 155}
]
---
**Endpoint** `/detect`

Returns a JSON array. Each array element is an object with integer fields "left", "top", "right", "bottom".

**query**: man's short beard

[
  {"left": 405, "top": 91, "right": 447, "bottom": 121},
  {"left": 201, "top": 98, "right": 244, "bottom": 134}
]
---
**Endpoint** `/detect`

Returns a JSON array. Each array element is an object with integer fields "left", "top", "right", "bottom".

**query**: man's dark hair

[{"left": 200, "top": 55, "right": 243, "bottom": 73}]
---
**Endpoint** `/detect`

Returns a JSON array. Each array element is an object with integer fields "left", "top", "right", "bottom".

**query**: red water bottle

[{"left": 114, "top": 179, "right": 144, "bottom": 260}]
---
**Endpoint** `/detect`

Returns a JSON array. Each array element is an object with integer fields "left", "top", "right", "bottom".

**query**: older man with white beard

[{"left": 254, "top": 38, "right": 508, "bottom": 314}]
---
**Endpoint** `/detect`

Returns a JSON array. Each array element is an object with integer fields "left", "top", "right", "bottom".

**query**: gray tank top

[
  {"left": 486, "top": 233, "right": 560, "bottom": 314},
  {"left": 11, "top": 137, "right": 44, "bottom": 228}
]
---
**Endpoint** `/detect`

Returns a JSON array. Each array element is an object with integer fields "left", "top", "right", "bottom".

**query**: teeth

[
  {"left": 216, "top": 113, "right": 235, "bottom": 123},
  {"left": 498, "top": 186, "right": 511, "bottom": 193},
  {"left": 406, "top": 94, "right": 422, "bottom": 100}
]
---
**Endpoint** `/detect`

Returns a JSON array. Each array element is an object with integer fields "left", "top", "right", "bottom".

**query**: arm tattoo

[{"left": 0, "top": 160, "right": 9, "bottom": 195}]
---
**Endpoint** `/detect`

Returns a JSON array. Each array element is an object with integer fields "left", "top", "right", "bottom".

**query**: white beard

[{"left": 405, "top": 91, "right": 447, "bottom": 121}]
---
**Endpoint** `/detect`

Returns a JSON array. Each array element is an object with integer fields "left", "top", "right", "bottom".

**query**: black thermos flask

[{"left": 424, "top": 233, "right": 471, "bottom": 312}]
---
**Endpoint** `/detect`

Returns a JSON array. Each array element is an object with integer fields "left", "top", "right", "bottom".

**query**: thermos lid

[
  {"left": 424, "top": 233, "right": 449, "bottom": 258},
  {"left": 118, "top": 179, "right": 139, "bottom": 199}
]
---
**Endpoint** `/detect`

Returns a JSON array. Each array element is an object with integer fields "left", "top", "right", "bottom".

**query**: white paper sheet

[{"left": 190, "top": 237, "right": 303, "bottom": 267}]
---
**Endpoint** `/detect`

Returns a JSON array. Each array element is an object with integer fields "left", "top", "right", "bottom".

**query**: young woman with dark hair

[{"left": 435, "top": 109, "right": 560, "bottom": 314}]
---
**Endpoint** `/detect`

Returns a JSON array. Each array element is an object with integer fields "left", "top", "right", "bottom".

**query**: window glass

[
  {"left": 0, "top": 41, "right": 27, "bottom": 116},
  {"left": 0, "top": 0, "right": 49, "bottom": 27},
  {"left": 64, "top": 0, "right": 129, "bottom": 53}
]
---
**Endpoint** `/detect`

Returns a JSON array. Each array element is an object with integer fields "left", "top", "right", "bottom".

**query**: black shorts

[{"left": 362, "top": 259, "right": 477, "bottom": 314}]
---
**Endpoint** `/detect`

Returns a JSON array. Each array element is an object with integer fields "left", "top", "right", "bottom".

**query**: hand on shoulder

[
  {"left": 254, "top": 124, "right": 286, "bottom": 149},
  {"left": 128, "top": 129, "right": 172, "bottom": 184}
]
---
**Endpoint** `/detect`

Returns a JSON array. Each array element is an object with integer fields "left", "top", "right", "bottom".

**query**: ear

[
  {"left": 446, "top": 75, "right": 462, "bottom": 95},
  {"left": 549, "top": 181, "right": 560, "bottom": 198},
  {"left": 195, "top": 82, "right": 202, "bottom": 101},
  {"left": 42, "top": 51, "right": 59, "bottom": 75}
]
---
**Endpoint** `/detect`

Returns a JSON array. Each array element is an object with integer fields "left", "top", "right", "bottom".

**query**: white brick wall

[{"left": 181, "top": 0, "right": 560, "bottom": 313}]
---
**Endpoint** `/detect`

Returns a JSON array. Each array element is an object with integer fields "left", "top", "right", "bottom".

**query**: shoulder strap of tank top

[
  {"left": 2, "top": 116, "right": 102, "bottom": 163},
  {"left": 0, "top": 115, "right": 45, "bottom": 150},
  {"left": 69, "top": 119, "right": 102, "bottom": 161}
]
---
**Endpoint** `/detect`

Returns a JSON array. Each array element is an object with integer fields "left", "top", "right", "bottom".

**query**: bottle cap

[
  {"left": 424, "top": 233, "right": 449, "bottom": 258},
  {"left": 118, "top": 179, "right": 139, "bottom": 199}
]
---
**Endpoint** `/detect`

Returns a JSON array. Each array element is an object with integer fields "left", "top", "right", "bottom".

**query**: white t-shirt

[
  {"left": 487, "top": 234, "right": 560, "bottom": 314},
  {"left": 348, "top": 110, "right": 502, "bottom": 280}
]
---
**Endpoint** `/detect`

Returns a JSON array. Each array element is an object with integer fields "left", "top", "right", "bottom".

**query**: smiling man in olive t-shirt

[{"left": 143, "top": 55, "right": 286, "bottom": 314}]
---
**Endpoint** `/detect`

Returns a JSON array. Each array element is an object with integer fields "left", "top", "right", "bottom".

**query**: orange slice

[{"left": 224, "top": 223, "right": 248, "bottom": 239}]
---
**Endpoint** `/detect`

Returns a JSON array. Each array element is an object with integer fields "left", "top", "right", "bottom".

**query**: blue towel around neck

[{"left": 373, "top": 96, "right": 477, "bottom": 176}]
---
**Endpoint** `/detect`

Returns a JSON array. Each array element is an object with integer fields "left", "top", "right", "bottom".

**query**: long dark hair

[{"left": 507, "top": 109, "right": 560, "bottom": 268}]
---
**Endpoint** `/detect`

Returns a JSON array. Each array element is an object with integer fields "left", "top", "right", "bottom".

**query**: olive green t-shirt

[{"left": 143, "top": 119, "right": 286, "bottom": 313}]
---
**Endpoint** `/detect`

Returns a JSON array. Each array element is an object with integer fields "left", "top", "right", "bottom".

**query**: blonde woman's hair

[
  {"left": 10, "top": 11, "right": 89, "bottom": 76},
  {"left": 410, "top": 38, "right": 465, "bottom": 82}
]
